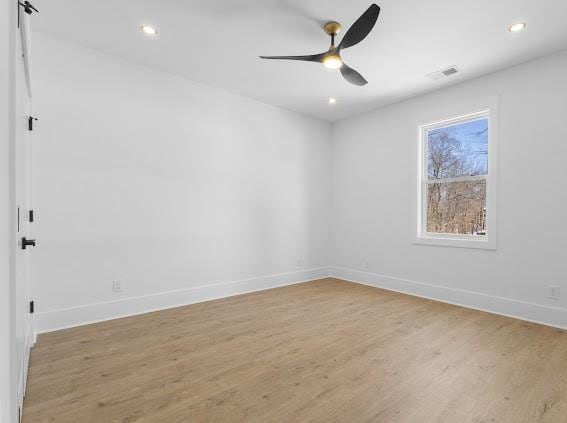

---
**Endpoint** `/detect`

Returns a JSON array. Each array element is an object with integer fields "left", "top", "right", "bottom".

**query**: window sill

[{"left": 413, "top": 235, "right": 496, "bottom": 250}]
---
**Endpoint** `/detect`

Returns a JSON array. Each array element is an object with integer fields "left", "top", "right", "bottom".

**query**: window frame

[{"left": 414, "top": 108, "right": 498, "bottom": 250}]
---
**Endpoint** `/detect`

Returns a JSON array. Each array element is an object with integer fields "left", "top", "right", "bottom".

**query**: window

[{"left": 415, "top": 110, "right": 496, "bottom": 249}]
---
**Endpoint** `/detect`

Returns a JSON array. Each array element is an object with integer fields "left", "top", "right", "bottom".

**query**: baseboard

[
  {"left": 35, "top": 266, "right": 567, "bottom": 334},
  {"left": 330, "top": 267, "right": 567, "bottom": 330},
  {"left": 35, "top": 267, "right": 331, "bottom": 334}
]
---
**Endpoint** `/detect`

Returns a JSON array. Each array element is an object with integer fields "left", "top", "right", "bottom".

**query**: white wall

[
  {"left": 31, "top": 33, "right": 567, "bottom": 333},
  {"left": 331, "top": 50, "right": 567, "bottom": 328},
  {"left": 32, "top": 34, "right": 332, "bottom": 332}
]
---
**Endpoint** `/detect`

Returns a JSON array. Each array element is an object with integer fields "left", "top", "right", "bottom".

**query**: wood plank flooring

[{"left": 23, "top": 278, "right": 567, "bottom": 422}]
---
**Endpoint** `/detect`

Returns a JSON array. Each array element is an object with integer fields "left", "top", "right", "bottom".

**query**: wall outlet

[
  {"left": 297, "top": 259, "right": 303, "bottom": 268},
  {"left": 112, "top": 280, "right": 123, "bottom": 293},
  {"left": 364, "top": 260, "right": 369, "bottom": 270},
  {"left": 548, "top": 285, "right": 560, "bottom": 301}
]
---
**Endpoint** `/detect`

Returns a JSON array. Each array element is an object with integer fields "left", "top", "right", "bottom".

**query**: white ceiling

[{"left": 33, "top": 0, "right": 567, "bottom": 121}]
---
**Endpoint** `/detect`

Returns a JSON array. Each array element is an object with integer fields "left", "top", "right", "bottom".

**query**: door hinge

[
  {"left": 19, "top": 1, "right": 38, "bottom": 16},
  {"left": 28, "top": 116, "right": 38, "bottom": 131},
  {"left": 29, "top": 209, "right": 34, "bottom": 222},
  {"left": 17, "top": 1, "right": 38, "bottom": 29},
  {"left": 30, "top": 301, "right": 34, "bottom": 314}
]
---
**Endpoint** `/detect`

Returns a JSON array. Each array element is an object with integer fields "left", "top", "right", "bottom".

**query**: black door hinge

[
  {"left": 30, "top": 301, "right": 35, "bottom": 314},
  {"left": 28, "top": 116, "right": 38, "bottom": 131},
  {"left": 19, "top": 1, "right": 38, "bottom": 15},
  {"left": 29, "top": 209, "right": 34, "bottom": 222},
  {"left": 17, "top": 1, "right": 38, "bottom": 28}
]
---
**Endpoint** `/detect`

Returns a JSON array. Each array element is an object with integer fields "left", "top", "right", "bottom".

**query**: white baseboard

[
  {"left": 35, "top": 266, "right": 567, "bottom": 335},
  {"left": 35, "top": 267, "right": 331, "bottom": 334},
  {"left": 330, "top": 267, "right": 567, "bottom": 330}
]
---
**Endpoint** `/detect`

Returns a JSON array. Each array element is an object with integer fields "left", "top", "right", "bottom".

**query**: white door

[{"left": 14, "top": 9, "right": 34, "bottom": 415}]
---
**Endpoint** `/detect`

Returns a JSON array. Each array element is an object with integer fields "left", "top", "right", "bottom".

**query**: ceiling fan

[{"left": 260, "top": 4, "right": 381, "bottom": 86}]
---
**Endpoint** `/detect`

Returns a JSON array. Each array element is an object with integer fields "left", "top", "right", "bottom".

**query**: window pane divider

[{"left": 425, "top": 175, "right": 487, "bottom": 184}]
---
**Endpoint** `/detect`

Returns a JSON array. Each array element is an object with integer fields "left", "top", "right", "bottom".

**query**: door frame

[{"left": 1, "top": 0, "right": 18, "bottom": 421}]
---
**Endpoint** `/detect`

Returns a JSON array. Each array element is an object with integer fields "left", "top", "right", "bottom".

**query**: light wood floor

[{"left": 24, "top": 278, "right": 567, "bottom": 423}]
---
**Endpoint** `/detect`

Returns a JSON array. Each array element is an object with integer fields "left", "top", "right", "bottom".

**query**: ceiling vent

[{"left": 426, "top": 66, "right": 459, "bottom": 81}]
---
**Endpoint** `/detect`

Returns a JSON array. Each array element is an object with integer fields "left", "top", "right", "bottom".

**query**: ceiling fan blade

[
  {"left": 340, "top": 63, "right": 368, "bottom": 86},
  {"left": 259, "top": 53, "right": 325, "bottom": 62},
  {"left": 338, "top": 4, "right": 380, "bottom": 50}
]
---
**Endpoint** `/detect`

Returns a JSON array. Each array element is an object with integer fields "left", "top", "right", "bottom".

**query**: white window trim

[{"left": 413, "top": 104, "right": 498, "bottom": 250}]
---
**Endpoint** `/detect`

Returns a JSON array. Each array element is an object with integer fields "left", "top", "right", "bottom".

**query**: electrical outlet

[
  {"left": 364, "top": 260, "right": 369, "bottom": 270},
  {"left": 548, "top": 285, "right": 560, "bottom": 301},
  {"left": 112, "top": 281, "right": 123, "bottom": 294},
  {"left": 297, "top": 259, "right": 303, "bottom": 268}
]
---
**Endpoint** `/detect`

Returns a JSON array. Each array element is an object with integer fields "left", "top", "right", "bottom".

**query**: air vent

[
  {"left": 426, "top": 66, "right": 459, "bottom": 81},
  {"left": 442, "top": 67, "right": 458, "bottom": 77}
]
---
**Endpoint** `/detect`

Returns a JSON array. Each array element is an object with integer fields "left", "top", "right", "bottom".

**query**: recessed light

[
  {"left": 328, "top": 97, "right": 337, "bottom": 104},
  {"left": 141, "top": 25, "right": 158, "bottom": 36},
  {"left": 509, "top": 22, "right": 526, "bottom": 32}
]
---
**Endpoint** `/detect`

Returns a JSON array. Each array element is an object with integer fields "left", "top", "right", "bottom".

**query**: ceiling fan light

[{"left": 323, "top": 54, "right": 343, "bottom": 69}]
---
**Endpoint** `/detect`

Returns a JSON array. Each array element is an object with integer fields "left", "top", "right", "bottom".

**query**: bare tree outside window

[{"left": 424, "top": 117, "right": 488, "bottom": 236}]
